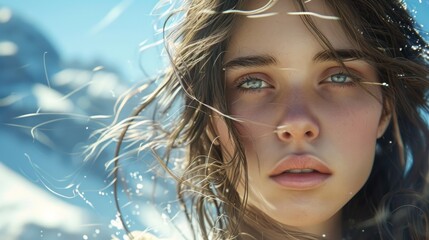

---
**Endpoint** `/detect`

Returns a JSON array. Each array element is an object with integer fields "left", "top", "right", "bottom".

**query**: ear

[
  {"left": 207, "top": 115, "right": 221, "bottom": 145},
  {"left": 206, "top": 128, "right": 220, "bottom": 145},
  {"left": 377, "top": 102, "right": 392, "bottom": 138}
]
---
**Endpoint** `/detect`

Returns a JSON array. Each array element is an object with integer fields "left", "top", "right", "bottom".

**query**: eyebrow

[
  {"left": 223, "top": 49, "right": 365, "bottom": 69},
  {"left": 223, "top": 54, "right": 277, "bottom": 69},
  {"left": 313, "top": 49, "right": 365, "bottom": 62}
]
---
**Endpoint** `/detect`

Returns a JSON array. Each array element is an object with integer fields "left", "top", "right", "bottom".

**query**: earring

[
  {"left": 375, "top": 142, "right": 382, "bottom": 156},
  {"left": 211, "top": 136, "right": 220, "bottom": 146}
]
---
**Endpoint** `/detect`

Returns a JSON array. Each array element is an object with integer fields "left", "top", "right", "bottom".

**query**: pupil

[
  {"left": 332, "top": 74, "right": 347, "bottom": 83},
  {"left": 247, "top": 80, "right": 261, "bottom": 88}
]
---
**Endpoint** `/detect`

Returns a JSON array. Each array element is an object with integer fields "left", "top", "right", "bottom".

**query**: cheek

[
  {"left": 326, "top": 101, "right": 382, "bottom": 184},
  {"left": 213, "top": 118, "right": 250, "bottom": 194},
  {"left": 331, "top": 102, "right": 382, "bottom": 146},
  {"left": 229, "top": 103, "right": 281, "bottom": 141}
]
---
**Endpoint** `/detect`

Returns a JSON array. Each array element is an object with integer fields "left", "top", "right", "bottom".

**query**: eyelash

[
  {"left": 323, "top": 71, "right": 361, "bottom": 88},
  {"left": 234, "top": 70, "right": 361, "bottom": 93},
  {"left": 235, "top": 75, "right": 272, "bottom": 93}
]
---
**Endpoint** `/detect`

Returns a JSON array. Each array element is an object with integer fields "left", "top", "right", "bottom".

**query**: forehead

[{"left": 225, "top": 0, "right": 354, "bottom": 62}]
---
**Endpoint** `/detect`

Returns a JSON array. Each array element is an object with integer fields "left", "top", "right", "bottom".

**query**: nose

[
  {"left": 274, "top": 99, "right": 320, "bottom": 142},
  {"left": 275, "top": 121, "right": 319, "bottom": 142}
]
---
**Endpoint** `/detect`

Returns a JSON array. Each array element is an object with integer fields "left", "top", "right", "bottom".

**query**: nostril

[
  {"left": 276, "top": 124, "right": 319, "bottom": 141},
  {"left": 305, "top": 131, "right": 314, "bottom": 138}
]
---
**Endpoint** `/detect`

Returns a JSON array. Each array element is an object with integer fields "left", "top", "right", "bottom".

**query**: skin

[{"left": 215, "top": 0, "right": 391, "bottom": 239}]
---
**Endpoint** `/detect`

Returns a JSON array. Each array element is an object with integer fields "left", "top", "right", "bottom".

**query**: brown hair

[{"left": 92, "top": 0, "right": 429, "bottom": 239}]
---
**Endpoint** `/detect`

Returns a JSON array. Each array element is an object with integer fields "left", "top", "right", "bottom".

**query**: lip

[{"left": 269, "top": 154, "right": 332, "bottom": 190}]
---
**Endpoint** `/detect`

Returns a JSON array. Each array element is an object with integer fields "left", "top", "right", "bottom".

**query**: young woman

[{"left": 98, "top": 0, "right": 429, "bottom": 239}]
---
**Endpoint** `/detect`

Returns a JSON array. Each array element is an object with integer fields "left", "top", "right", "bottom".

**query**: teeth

[{"left": 286, "top": 169, "right": 314, "bottom": 173}]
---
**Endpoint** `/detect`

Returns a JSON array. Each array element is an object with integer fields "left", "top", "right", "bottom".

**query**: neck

[
  {"left": 240, "top": 210, "right": 342, "bottom": 240},
  {"left": 297, "top": 210, "right": 342, "bottom": 240}
]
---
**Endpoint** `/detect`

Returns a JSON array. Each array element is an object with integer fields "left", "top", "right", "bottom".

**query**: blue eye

[
  {"left": 238, "top": 76, "right": 271, "bottom": 90},
  {"left": 329, "top": 73, "right": 352, "bottom": 83}
]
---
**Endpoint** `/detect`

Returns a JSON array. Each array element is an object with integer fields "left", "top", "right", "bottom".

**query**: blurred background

[
  {"left": 0, "top": 1, "right": 181, "bottom": 239},
  {"left": 0, "top": 0, "right": 428, "bottom": 239}
]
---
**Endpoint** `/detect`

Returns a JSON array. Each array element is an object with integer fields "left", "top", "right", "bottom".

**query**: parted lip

[{"left": 269, "top": 154, "right": 332, "bottom": 177}]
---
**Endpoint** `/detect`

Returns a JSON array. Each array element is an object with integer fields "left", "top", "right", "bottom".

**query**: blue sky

[
  {"left": 2, "top": 0, "right": 429, "bottom": 81},
  {"left": 1, "top": 0, "right": 160, "bottom": 81}
]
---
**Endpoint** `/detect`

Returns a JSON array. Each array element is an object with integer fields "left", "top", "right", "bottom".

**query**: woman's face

[{"left": 217, "top": 0, "right": 390, "bottom": 237}]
